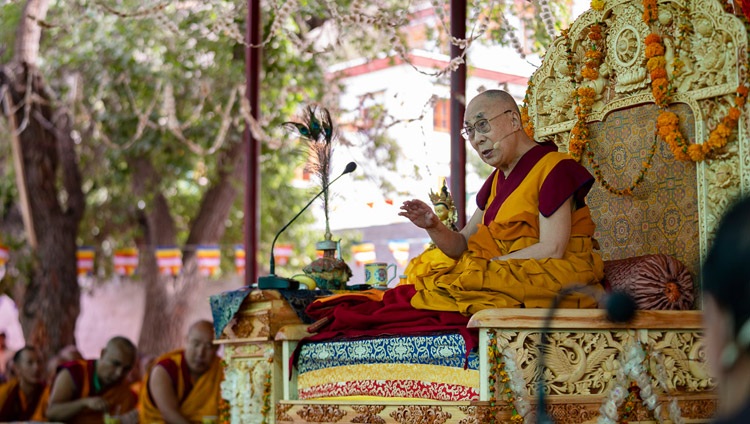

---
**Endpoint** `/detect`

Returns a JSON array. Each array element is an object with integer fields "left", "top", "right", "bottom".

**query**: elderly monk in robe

[
  {"left": 0, "top": 346, "right": 46, "bottom": 421},
  {"left": 36, "top": 336, "right": 138, "bottom": 423},
  {"left": 400, "top": 89, "right": 605, "bottom": 315},
  {"left": 139, "top": 320, "right": 224, "bottom": 424}
]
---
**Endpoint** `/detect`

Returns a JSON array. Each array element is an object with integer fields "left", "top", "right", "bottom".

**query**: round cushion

[{"left": 603, "top": 254, "right": 694, "bottom": 310}]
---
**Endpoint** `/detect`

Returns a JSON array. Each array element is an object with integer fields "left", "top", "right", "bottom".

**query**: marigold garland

[
  {"left": 643, "top": 0, "right": 748, "bottom": 162},
  {"left": 521, "top": 83, "right": 535, "bottom": 139},
  {"left": 568, "top": 24, "right": 604, "bottom": 161},
  {"left": 591, "top": 0, "right": 605, "bottom": 11},
  {"left": 488, "top": 330, "right": 526, "bottom": 423},
  {"left": 586, "top": 134, "right": 658, "bottom": 196},
  {"left": 260, "top": 357, "right": 273, "bottom": 424}
]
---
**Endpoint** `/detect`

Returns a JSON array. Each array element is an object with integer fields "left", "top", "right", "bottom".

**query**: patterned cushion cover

[{"left": 602, "top": 254, "right": 694, "bottom": 310}]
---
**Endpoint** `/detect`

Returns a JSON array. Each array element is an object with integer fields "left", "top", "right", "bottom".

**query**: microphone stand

[
  {"left": 536, "top": 286, "right": 637, "bottom": 423},
  {"left": 536, "top": 287, "right": 573, "bottom": 424},
  {"left": 257, "top": 162, "right": 356, "bottom": 289}
]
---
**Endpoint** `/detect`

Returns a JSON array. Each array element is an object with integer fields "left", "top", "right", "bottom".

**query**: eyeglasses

[{"left": 461, "top": 110, "right": 513, "bottom": 140}]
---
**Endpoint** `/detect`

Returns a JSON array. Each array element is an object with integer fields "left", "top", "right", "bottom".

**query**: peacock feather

[{"left": 283, "top": 105, "right": 337, "bottom": 240}]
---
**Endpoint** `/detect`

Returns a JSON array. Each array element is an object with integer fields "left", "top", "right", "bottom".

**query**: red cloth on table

[{"left": 292, "top": 285, "right": 478, "bottom": 371}]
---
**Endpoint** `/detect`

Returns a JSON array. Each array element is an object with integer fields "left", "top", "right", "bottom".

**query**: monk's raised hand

[{"left": 399, "top": 199, "right": 438, "bottom": 229}]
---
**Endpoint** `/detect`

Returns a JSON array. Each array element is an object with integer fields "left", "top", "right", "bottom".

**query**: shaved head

[
  {"left": 188, "top": 320, "right": 214, "bottom": 339},
  {"left": 472, "top": 89, "right": 518, "bottom": 112},
  {"left": 185, "top": 320, "right": 218, "bottom": 376},
  {"left": 98, "top": 336, "right": 137, "bottom": 387},
  {"left": 106, "top": 336, "right": 137, "bottom": 357}
]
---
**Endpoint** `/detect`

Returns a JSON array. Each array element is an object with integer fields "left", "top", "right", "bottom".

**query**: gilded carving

[
  {"left": 275, "top": 403, "right": 294, "bottom": 422},
  {"left": 296, "top": 404, "right": 347, "bottom": 422},
  {"left": 679, "top": 398, "right": 718, "bottom": 419},
  {"left": 389, "top": 405, "right": 452, "bottom": 424},
  {"left": 488, "top": 329, "right": 712, "bottom": 399},
  {"left": 457, "top": 405, "right": 493, "bottom": 424},
  {"left": 527, "top": 0, "right": 750, "bottom": 276},
  {"left": 547, "top": 403, "right": 596, "bottom": 423},
  {"left": 351, "top": 405, "right": 386, "bottom": 423},
  {"left": 645, "top": 331, "right": 714, "bottom": 391},
  {"left": 606, "top": 7, "right": 649, "bottom": 94}
]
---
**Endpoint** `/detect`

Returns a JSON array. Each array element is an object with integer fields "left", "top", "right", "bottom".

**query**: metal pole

[
  {"left": 244, "top": 0, "right": 261, "bottom": 286},
  {"left": 450, "top": 0, "right": 467, "bottom": 228}
]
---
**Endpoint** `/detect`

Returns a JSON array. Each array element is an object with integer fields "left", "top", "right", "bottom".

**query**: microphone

[
  {"left": 257, "top": 161, "right": 357, "bottom": 289},
  {"left": 536, "top": 285, "right": 637, "bottom": 423}
]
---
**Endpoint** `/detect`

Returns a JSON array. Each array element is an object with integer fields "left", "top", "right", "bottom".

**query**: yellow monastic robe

[
  {"left": 139, "top": 349, "right": 224, "bottom": 424},
  {"left": 406, "top": 146, "right": 605, "bottom": 315}
]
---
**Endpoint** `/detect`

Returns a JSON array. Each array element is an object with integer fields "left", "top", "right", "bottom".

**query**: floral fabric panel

[{"left": 296, "top": 333, "right": 479, "bottom": 401}]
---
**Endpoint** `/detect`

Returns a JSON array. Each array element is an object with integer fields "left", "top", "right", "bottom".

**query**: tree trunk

[
  {"left": 132, "top": 136, "right": 246, "bottom": 355},
  {"left": 0, "top": 62, "right": 84, "bottom": 360},
  {"left": 0, "top": 0, "right": 85, "bottom": 360}
]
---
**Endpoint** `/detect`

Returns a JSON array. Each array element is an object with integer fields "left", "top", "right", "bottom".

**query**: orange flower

[
  {"left": 645, "top": 43, "right": 665, "bottom": 58},
  {"left": 706, "top": 133, "right": 723, "bottom": 148},
  {"left": 714, "top": 123, "right": 732, "bottom": 138},
  {"left": 582, "top": 67, "right": 599, "bottom": 80},
  {"left": 658, "top": 111, "right": 679, "bottom": 126},
  {"left": 728, "top": 107, "right": 741, "bottom": 121},
  {"left": 688, "top": 144, "right": 704, "bottom": 161},
  {"left": 585, "top": 50, "right": 604, "bottom": 60},
  {"left": 578, "top": 87, "right": 596, "bottom": 98},
  {"left": 644, "top": 33, "right": 662, "bottom": 45},
  {"left": 642, "top": 0, "right": 658, "bottom": 23},
  {"left": 647, "top": 57, "right": 667, "bottom": 71},
  {"left": 664, "top": 132, "right": 680, "bottom": 147},
  {"left": 650, "top": 68, "right": 667, "bottom": 80}
]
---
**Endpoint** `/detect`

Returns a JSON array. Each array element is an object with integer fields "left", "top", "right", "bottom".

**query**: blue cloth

[
  {"left": 209, "top": 288, "right": 333, "bottom": 337},
  {"left": 209, "top": 287, "right": 253, "bottom": 338},
  {"left": 297, "top": 332, "right": 480, "bottom": 374}
]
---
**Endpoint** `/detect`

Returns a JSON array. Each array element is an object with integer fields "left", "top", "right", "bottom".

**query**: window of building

[{"left": 433, "top": 98, "right": 450, "bottom": 133}]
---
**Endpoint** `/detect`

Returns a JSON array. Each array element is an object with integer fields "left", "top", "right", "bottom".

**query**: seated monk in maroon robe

[
  {"left": 0, "top": 346, "right": 46, "bottom": 421},
  {"left": 34, "top": 336, "right": 138, "bottom": 423}
]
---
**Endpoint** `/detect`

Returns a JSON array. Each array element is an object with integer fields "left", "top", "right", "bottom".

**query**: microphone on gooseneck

[
  {"left": 536, "top": 285, "right": 637, "bottom": 423},
  {"left": 257, "top": 161, "right": 357, "bottom": 290}
]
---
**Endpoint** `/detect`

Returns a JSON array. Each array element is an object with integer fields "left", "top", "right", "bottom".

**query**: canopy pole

[
  {"left": 450, "top": 0, "right": 467, "bottom": 228},
  {"left": 244, "top": 0, "right": 261, "bottom": 286}
]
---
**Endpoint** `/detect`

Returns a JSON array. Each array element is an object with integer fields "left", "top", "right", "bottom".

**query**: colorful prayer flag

[
  {"left": 388, "top": 240, "right": 410, "bottom": 267},
  {"left": 156, "top": 247, "right": 182, "bottom": 276},
  {"left": 196, "top": 245, "right": 221, "bottom": 277},
  {"left": 351, "top": 242, "right": 376, "bottom": 266},
  {"left": 0, "top": 244, "right": 8, "bottom": 266},
  {"left": 273, "top": 243, "right": 293, "bottom": 266},
  {"left": 113, "top": 247, "right": 139, "bottom": 277},
  {"left": 0, "top": 244, "right": 9, "bottom": 281},
  {"left": 234, "top": 245, "right": 245, "bottom": 276},
  {"left": 77, "top": 247, "right": 95, "bottom": 276}
]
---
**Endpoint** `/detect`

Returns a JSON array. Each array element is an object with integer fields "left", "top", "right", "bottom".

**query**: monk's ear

[
  {"left": 511, "top": 111, "right": 522, "bottom": 131},
  {"left": 100, "top": 347, "right": 107, "bottom": 359}
]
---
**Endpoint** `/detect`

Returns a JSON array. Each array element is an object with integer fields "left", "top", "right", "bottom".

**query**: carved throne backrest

[{"left": 525, "top": 0, "right": 750, "bottom": 287}]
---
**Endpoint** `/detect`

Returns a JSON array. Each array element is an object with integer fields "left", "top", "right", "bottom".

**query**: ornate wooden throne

[{"left": 213, "top": 0, "right": 750, "bottom": 422}]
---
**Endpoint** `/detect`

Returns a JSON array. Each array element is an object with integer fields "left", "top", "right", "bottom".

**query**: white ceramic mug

[{"left": 365, "top": 262, "right": 397, "bottom": 288}]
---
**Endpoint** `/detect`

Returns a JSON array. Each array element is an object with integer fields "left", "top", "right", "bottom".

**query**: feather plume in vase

[
  {"left": 283, "top": 105, "right": 335, "bottom": 241},
  {"left": 284, "top": 105, "right": 352, "bottom": 289}
]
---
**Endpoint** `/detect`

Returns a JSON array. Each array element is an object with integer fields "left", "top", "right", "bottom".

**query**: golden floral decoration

[
  {"left": 591, "top": 0, "right": 605, "bottom": 10},
  {"left": 643, "top": 0, "right": 748, "bottom": 162},
  {"left": 521, "top": 82, "right": 535, "bottom": 139},
  {"left": 642, "top": 0, "right": 658, "bottom": 23}
]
